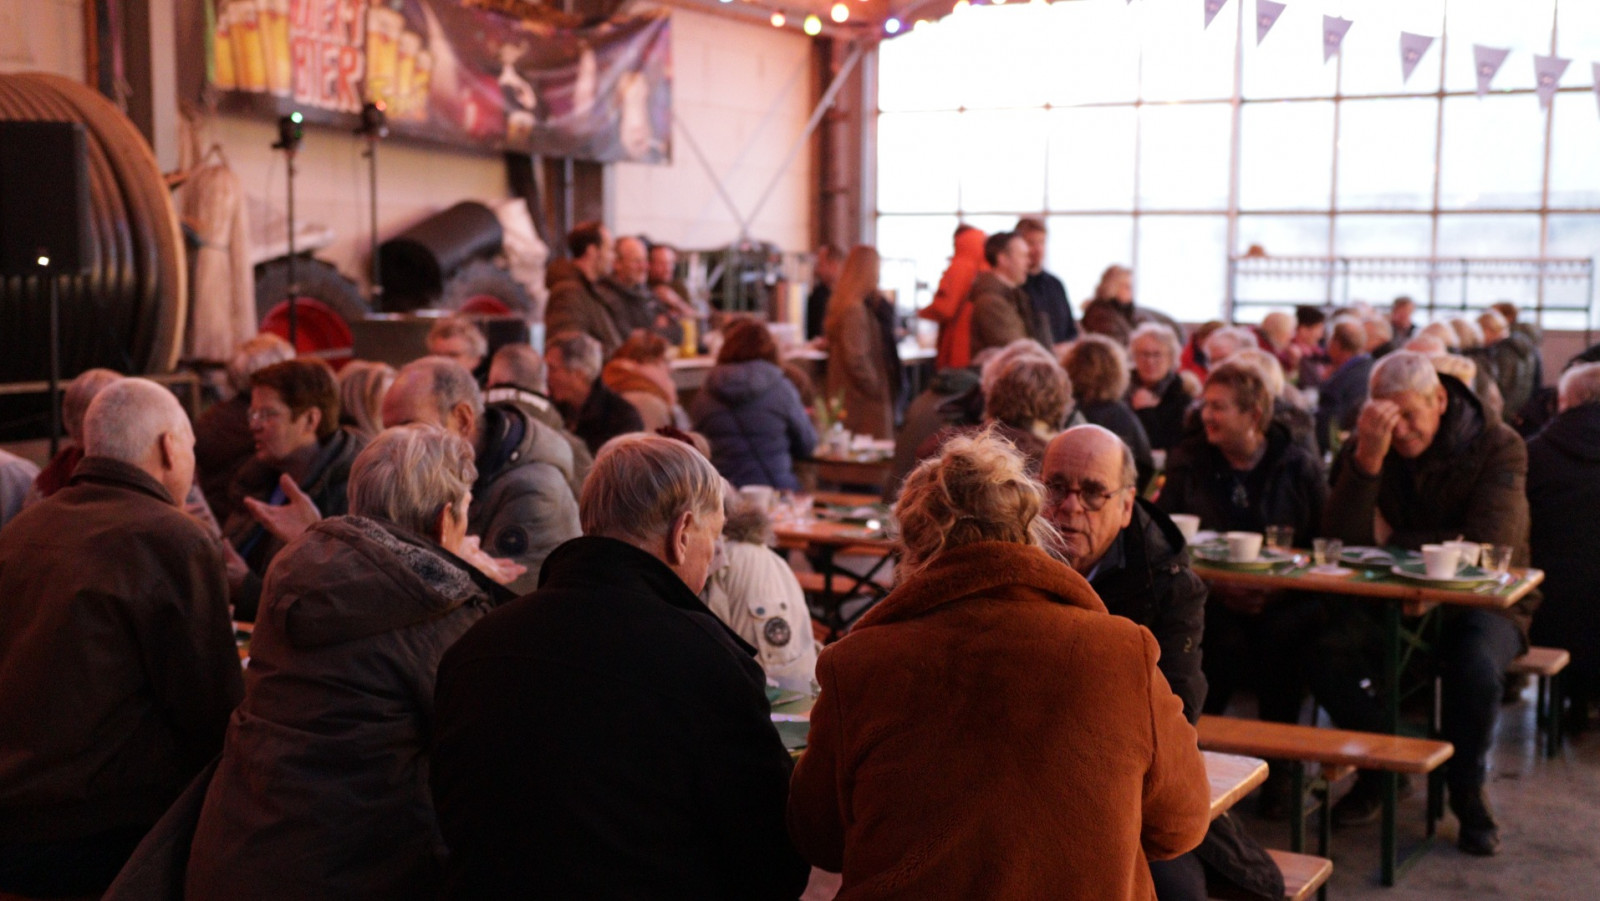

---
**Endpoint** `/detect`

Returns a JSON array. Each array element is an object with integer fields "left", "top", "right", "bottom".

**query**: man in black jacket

[
  {"left": 0, "top": 379, "right": 243, "bottom": 898},
  {"left": 545, "top": 330, "right": 645, "bottom": 454},
  {"left": 431, "top": 434, "right": 808, "bottom": 899},
  {"left": 1016, "top": 217, "right": 1077, "bottom": 345},
  {"left": 1042, "top": 425, "right": 1283, "bottom": 901}
]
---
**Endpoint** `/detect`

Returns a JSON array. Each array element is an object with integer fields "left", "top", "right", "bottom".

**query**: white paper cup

[
  {"left": 1225, "top": 531, "right": 1263, "bottom": 563},
  {"left": 1170, "top": 513, "right": 1201, "bottom": 542},
  {"left": 1421, "top": 544, "right": 1461, "bottom": 579},
  {"left": 1443, "top": 540, "right": 1480, "bottom": 567}
]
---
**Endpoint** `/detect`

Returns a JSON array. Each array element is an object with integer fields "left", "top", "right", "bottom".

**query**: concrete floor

[
  {"left": 800, "top": 685, "right": 1600, "bottom": 900},
  {"left": 1232, "top": 686, "right": 1600, "bottom": 900}
]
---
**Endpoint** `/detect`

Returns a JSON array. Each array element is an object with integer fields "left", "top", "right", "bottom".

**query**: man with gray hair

[
  {"left": 1320, "top": 350, "right": 1534, "bottom": 854},
  {"left": 1526, "top": 361, "right": 1600, "bottom": 736},
  {"left": 431, "top": 434, "right": 808, "bottom": 899},
  {"left": 0, "top": 379, "right": 243, "bottom": 897},
  {"left": 545, "top": 330, "right": 644, "bottom": 454},
  {"left": 384, "top": 356, "right": 581, "bottom": 593}
]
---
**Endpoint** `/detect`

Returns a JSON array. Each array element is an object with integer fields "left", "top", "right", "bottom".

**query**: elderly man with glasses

[{"left": 1040, "top": 424, "right": 1284, "bottom": 901}]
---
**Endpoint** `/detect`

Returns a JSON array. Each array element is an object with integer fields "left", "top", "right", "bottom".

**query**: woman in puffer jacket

[
  {"left": 690, "top": 319, "right": 818, "bottom": 490},
  {"left": 184, "top": 425, "right": 511, "bottom": 900}
]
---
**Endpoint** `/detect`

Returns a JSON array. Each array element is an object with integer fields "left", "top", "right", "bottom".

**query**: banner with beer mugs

[{"left": 204, "top": 0, "right": 672, "bottom": 164}]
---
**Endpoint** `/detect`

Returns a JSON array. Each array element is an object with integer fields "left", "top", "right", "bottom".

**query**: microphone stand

[{"left": 272, "top": 113, "right": 305, "bottom": 345}]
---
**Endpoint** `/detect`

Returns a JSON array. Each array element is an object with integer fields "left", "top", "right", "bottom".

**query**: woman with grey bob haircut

[
  {"left": 184, "top": 422, "right": 507, "bottom": 900},
  {"left": 348, "top": 422, "right": 476, "bottom": 536}
]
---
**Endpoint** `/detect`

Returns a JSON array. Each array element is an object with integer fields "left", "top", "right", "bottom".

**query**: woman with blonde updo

[{"left": 788, "top": 430, "right": 1209, "bottom": 900}]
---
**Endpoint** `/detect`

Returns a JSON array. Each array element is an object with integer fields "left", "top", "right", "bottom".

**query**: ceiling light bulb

[
  {"left": 771, "top": 10, "right": 785, "bottom": 25},
  {"left": 884, "top": 17, "right": 902, "bottom": 33},
  {"left": 803, "top": 13, "right": 822, "bottom": 34},
  {"left": 830, "top": 2, "right": 848, "bottom": 22}
]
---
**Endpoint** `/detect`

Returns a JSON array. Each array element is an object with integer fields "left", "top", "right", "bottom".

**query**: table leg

[{"left": 1382, "top": 601, "right": 1401, "bottom": 886}]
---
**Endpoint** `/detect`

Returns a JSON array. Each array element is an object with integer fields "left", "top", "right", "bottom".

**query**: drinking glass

[
  {"left": 1312, "top": 538, "right": 1343, "bottom": 568},
  {"left": 1482, "top": 544, "right": 1514, "bottom": 574},
  {"left": 1264, "top": 525, "right": 1295, "bottom": 553},
  {"left": 790, "top": 492, "right": 815, "bottom": 523}
]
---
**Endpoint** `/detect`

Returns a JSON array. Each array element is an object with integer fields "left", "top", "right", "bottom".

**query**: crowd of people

[{"left": 0, "top": 214, "right": 1596, "bottom": 900}]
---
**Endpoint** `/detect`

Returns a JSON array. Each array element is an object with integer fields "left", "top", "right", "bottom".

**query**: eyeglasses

[
  {"left": 247, "top": 406, "right": 289, "bottom": 426},
  {"left": 1044, "top": 481, "right": 1132, "bottom": 512}
]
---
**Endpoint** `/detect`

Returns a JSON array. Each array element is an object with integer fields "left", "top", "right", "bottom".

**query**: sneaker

[{"left": 1452, "top": 790, "right": 1501, "bottom": 857}]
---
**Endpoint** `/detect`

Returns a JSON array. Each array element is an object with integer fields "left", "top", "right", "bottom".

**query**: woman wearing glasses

[{"left": 788, "top": 429, "right": 1209, "bottom": 900}]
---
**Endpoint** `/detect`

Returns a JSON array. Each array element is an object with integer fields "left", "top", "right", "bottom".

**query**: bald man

[
  {"left": 1041, "top": 425, "right": 1280, "bottom": 901},
  {"left": 0, "top": 379, "right": 243, "bottom": 897}
]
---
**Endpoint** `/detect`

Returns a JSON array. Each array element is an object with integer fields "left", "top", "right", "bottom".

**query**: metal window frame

[{"left": 871, "top": 0, "right": 1600, "bottom": 327}]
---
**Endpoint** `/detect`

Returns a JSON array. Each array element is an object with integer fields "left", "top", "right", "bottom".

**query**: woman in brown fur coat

[{"left": 789, "top": 429, "right": 1209, "bottom": 899}]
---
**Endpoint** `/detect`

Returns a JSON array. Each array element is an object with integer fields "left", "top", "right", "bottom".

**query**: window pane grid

[{"left": 876, "top": 1, "right": 1600, "bottom": 322}]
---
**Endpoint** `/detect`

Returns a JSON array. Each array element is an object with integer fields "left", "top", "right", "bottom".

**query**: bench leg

[
  {"left": 1289, "top": 763, "right": 1306, "bottom": 854},
  {"left": 1547, "top": 672, "right": 1563, "bottom": 758},
  {"left": 1381, "top": 770, "right": 1398, "bottom": 886}
]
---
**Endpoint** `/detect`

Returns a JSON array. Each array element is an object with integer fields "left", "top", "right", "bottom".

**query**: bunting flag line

[
  {"left": 1204, "top": 0, "right": 1228, "bottom": 30},
  {"left": 1323, "top": 15, "right": 1352, "bottom": 64},
  {"left": 1399, "top": 32, "right": 1434, "bottom": 83},
  {"left": 1255, "top": 0, "right": 1285, "bottom": 46},
  {"left": 1534, "top": 54, "right": 1571, "bottom": 109},
  {"left": 1474, "top": 44, "right": 1510, "bottom": 97}
]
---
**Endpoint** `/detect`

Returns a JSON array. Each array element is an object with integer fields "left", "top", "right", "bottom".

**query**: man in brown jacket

[
  {"left": 0, "top": 379, "right": 243, "bottom": 897},
  {"left": 968, "top": 230, "right": 1050, "bottom": 359},
  {"left": 545, "top": 221, "right": 625, "bottom": 357},
  {"left": 1320, "top": 351, "right": 1533, "bottom": 856}
]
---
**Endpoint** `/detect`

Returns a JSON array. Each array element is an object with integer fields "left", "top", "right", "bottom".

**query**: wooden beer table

[{"left": 1193, "top": 555, "right": 1543, "bottom": 885}]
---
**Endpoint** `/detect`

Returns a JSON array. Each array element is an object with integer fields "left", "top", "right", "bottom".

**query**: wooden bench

[
  {"left": 1209, "top": 850, "right": 1333, "bottom": 901},
  {"left": 1198, "top": 715, "right": 1453, "bottom": 891},
  {"left": 1272, "top": 849, "right": 1334, "bottom": 901},
  {"left": 1508, "top": 646, "right": 1570, "bottom": 757}
]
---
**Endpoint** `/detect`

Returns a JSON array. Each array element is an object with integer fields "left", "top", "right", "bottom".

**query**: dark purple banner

[{"left": 206, "top": 0, "right": 672, "bottom": 163}]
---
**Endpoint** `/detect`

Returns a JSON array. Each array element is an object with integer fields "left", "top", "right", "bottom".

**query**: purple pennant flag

[
  {"left": 1474, "top": 44, "right": 1510, "bottom": 97},
  {"left": 1204, "top": 0, "right": 1229, "bottom": 29},
  {"left": 1534, "top": 54, "right": 1571, "bottom": 109},
  {"left": 1256, "top": 0, "right": 1285, "bottom": 46},
  {"left": 1399, "top": 32, "right": 1434, "bottom": 83},
  {"left": 1323, "top": 16, "right": 1352, "bottom": 63}
]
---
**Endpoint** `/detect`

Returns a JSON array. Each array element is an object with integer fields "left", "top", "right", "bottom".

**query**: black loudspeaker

[{"left": 0, "top": 120, "right": 91, "bottom": 277}]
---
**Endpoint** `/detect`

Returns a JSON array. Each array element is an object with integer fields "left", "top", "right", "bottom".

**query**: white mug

[
  {"left": 1421, "top": 543, "right": 1462, "bottom": 579},
  {"left": 1225, "top": 531, "right": 1264, "bottom": 563}
]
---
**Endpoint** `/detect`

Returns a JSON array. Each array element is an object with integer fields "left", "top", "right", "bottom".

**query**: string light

[
  {"left": 954, "top": 0, "right": 969, "bottom": 9},
  {"left": 771, "top": 10, "right": 785, "bottom": 26},
  {"left": 803, "top": 13, "right": 822, "bottom": 34},
  {"left": 830, "top": 2, "right": 849, "bottom": 22},
  {"left": 884, "top": 17, "right": 902, "bottom": 33}
]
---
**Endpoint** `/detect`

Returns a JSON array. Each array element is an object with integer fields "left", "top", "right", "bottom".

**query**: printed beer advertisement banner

[{"left": 205, "top": 0, "right": 672, "bottom": 164}]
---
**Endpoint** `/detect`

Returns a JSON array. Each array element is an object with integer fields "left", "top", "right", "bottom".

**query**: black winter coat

[
  {"left": 1526, "top": 403, "right": 1600, "bottom": 676},
  {"left": 1089, "top": 499, "right": 1208, "bottom": 721},
  {"left": 1159, "top": 420, "right": 1327, "bottom": 548},
  {"left": 1325, "top": 375, "right": 1537, "bottom": 639},
  {"left": 431, "top": 537, "right": 809, "bottom": 900},
  {"left": 1090, "top": 502, "right": 1285, "bottom": 901}
]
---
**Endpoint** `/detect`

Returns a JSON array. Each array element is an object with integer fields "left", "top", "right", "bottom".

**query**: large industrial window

[{"left": 874, "top": 0, "right": 1600, "bottom": 327}]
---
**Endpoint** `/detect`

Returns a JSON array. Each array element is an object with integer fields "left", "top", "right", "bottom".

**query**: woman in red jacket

[
  {"left": 789, "top": 429, "right": 1210, "bottom": 900},
  {"left": 917, "top": 224, "right": 989, "bottom": 370}
]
